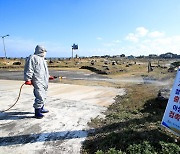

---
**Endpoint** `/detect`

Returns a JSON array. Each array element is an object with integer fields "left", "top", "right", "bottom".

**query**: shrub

[
  {"left": 127, "top": 141, "right": 155, "bottom": 154},
  {"left": 95, "top": 148, "right": 124, "bottom": 154},
  {"left": 160, "top": 141, "right": 180, "bottom": 154}
]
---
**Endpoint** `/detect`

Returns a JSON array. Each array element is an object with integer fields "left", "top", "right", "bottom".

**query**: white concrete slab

[{"left": 0, "top": 80, "right": 125, "bottom": 154}]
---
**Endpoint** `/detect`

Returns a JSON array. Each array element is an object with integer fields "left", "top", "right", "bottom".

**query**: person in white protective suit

[{"left": 24, "top": 45, "right": 54, "bottom": 119}]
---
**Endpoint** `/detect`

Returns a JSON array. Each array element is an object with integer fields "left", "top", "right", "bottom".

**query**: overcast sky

[{"left": 0, "top": 0, "right": 180, "bottom": 58}]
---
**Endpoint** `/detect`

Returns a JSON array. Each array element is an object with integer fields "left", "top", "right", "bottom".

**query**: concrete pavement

[{"left": 0, "top": 80, "right": 125, "bottom": 154}]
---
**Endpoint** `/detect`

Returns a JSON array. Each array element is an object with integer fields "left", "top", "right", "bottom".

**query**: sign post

[
  {"left": 72, "top": 44, "right": 78, "bottom": 59},
  {"left": 161, "top": 67, "right": 180, "bottom": 136}
]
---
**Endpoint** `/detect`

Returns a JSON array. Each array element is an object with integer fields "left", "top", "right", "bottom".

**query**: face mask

[{"left": 43, "top": 52, "right": 46, "bottom": 57}]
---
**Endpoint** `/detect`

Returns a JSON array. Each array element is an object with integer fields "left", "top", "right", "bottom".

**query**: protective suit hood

[{"left": 34, "top": 45, "right": 47, "bottom": 57}]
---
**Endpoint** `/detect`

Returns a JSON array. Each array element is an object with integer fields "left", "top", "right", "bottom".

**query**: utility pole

[{"left": 1, "top": 34, "right": 9, "bottom": 59}]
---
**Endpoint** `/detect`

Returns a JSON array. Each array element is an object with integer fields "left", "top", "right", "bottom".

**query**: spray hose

[
  {"left": 1, "top": 76, "right": 64, "bottom": 113},
  {"left": 1, "top": 83, "right": 25, "bottom": 113}
]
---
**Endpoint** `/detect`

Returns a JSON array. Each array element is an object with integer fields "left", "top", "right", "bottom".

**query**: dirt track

[{"left": 0, "top": 80, "right": 125, "bottom": 154}]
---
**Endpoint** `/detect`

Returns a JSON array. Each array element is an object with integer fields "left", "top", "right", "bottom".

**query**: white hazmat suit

[{"left": 24, "top": 45, "right": 49, "bottom": 109}]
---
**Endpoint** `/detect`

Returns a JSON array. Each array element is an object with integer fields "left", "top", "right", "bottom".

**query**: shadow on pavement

[
  {"left": 0, "top": 129, "right": 93, "bottom": 146},
  {"left": 0, "top": 111, "right": 34, "bottom": 120}
]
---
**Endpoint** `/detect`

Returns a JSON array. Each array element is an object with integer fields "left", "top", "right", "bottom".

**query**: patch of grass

[{"left": 82, "top": 85, "right": 180, "bottom": 154}]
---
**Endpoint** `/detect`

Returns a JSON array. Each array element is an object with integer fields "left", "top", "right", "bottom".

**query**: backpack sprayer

[{"left": 0, "top": 76, "right": 65, "bottom": 113}]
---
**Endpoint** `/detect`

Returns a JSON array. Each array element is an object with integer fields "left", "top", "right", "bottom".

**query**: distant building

[
  {"left": 136, "top": 55, "right": 145, "bottom": 58},
  {"left": 112, "top": 54, "right": 125, "bottom": 58},
  {"left": 149, "top": 54, "right": 158, "bottom": 58},
  {"left": 159, "top": 52, "right": 179, "bottom": 58},
  {"left": 91, "top": 56, "right": 100, "bottom": 58},
  {"left": 101, "top": 55, "right": 110, "bottom": 58},
  {"left": 127, "top": 55, "right": 135, "bottom": 59}
]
